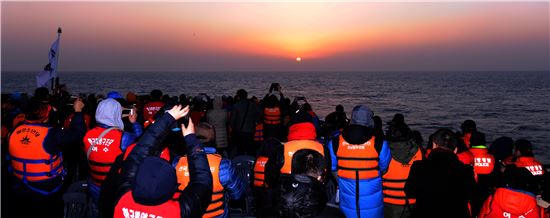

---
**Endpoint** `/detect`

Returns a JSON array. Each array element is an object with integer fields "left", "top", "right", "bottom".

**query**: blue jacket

[
  {"left": 174, "top": 147, "right": 246, "bottom": 218},
  {"left": 331, "top": 126, "right": 391, "bottom": 218}
]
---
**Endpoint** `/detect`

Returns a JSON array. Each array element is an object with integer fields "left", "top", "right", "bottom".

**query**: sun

[{"left": 296, "top": 57, "right": 302, "bottom": 62}]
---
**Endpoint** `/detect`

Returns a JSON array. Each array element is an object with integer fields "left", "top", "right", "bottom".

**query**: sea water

[{"left": 2, "top": 71, "right": 549, "bottom": 163}]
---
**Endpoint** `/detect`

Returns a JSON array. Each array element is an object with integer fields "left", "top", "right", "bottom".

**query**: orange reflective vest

[
  {"left": 8, "top": 124, "right": 64, "bottom": 194},
  {"left": 254, "top": 123, "right": 263, "bottom": 142},
  {"left": 514, "top": 157, "right": 545, "bottom": 176},
  {"left": 143, "top": 101, "right": 164, "bottom": 121},
  {"left": 114, "top": 191, "right": 181, "bottom": 218},
  {"left": 470, "top": 146, "right": 495, "bottom": 175},
  {"left": 337, "top": 135, "right": 379, "bottom": 180},
  {"left": 253, "top": 156, "right": 268, "bottom": 187},
  {"left": 176, "top": 154, "right": 225, "bottom": 218},
  {"left": 83, "top": 127, "right": 124, "bottom": 186},
  {"left": 263, "top": 107, "right": 281, "bottom": 125},
  {"left": 382, "top": 148, "right": 422, "bottom": 205},
  {"left": 280, "top": 140, "right": 325, "bottom": 174}
]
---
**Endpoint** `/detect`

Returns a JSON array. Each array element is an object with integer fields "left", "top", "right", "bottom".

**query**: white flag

[
  {"left": 48, "top": 37, "right": 60, "bottom": 78},
  {"left": 36, "top": 29, "right": 61, "bottom": 88},
  {"left": 36, "top": 70, "right": 50, "bottom": 87}
]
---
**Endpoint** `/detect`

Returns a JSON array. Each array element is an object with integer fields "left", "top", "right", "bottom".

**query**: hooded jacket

[
  {"left": 86, "top": 98, "right": 143, "bottom": 199},
  {"left": 326, "top": 105, "right": 390, "bottom": 218},
  {"left": 335, "top": 124, "right": 390, "bottom": 218},
  {"left": 479, "top": 187, "right": 545, "bottom": 218}
]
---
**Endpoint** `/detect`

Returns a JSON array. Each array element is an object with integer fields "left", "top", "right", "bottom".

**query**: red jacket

[{"left": 479, "top": 187, "right": 544, "bottom": 218}]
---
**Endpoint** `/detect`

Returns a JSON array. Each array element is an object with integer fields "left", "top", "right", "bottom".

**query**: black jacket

[
  {"left": 404, "top": 148, "right": 476, "bottom": 218},
  {"left": 115, "top": 113, "right": 213, "bottom": 218}
]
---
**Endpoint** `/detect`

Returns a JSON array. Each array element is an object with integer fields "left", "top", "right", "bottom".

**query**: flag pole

[{"left": 52, "top": 27, "right": 62, "bottom": 91}]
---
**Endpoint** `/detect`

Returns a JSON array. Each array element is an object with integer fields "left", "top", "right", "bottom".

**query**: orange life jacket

[
  {"left": 478, "top": 188, "right": 545, "bottom": 218},
  {"left": 337, "top": 135, "right": 379, "bottom": 180},
  {"left": 83, "top": 127, "right": 124, "bottom": 186},
  {"left": 176, "top": 154, "right": 225, "bottom": 218},
  {"left": 470, "top": 146, "right": 495, "bottom": 175},
  {"left": 514, "top": 157, "right": 545, "bottom": 176},
  {"left": 8, "top": 124, "right": 64, "bottom": 194},
  {"left": 280, "top": 140, "right": 325, "bottom": 174},
  {"left": 382, "top": 148, "right": 423, "bottom": 205},
  {"left": 263, "top": 107, "right": 281, "bottom": 125},
  {"left": 114, "top": 191, "right": 181, "bottom": 218},
  {"left": 254, "top": 123, "right": 264, "bottom": 142},
  {"left": 253, "top": 156, "right": 268, "bottom": 187},
  {"left": 143, "top": 101, "right": 164, "bottom": 121}
]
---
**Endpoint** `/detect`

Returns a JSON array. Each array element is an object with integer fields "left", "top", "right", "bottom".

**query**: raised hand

[
  {"left": 181, "top": 117, "right": 195, "bottom": 137},
  {"left": 167, "top": 105, "right": 190, "bottom": 120}
]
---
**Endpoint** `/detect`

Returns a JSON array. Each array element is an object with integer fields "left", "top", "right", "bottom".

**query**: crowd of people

[{"left": 1, "top": 82, "right": 549, "bottom": 218}]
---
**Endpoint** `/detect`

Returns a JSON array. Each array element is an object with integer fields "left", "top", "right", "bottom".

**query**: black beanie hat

[{"left": 132, "top": 157, "right": 178, "bottom": 206}]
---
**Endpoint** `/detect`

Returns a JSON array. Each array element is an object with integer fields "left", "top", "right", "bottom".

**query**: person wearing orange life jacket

[
  {"left": 330, "top": 105, "right": 390, "bottom": 218},
  {"left": 253, "top": 138, "right": 283, "bottom": 217},
  {"left": 512, "top": 139, "right": 545, "bottom": 176},
  {"left": 7, "top": 98, "right": 86, "bottom": 218},
  {"left": 83, "top": 98, "right": 143, "bottom": 204},
  {"left": 456, "top": 136, "right": 475, "bottom": 166},
  {"left": 264, "top": 119, "right": 329, "bottom": 184},
  {"left": 382, "top": 115, "right": 423, "bottom": 218},
  {"left": 479, "top": 165, "right": 545, "bottom": 218},
  {"left": 175, "top": 122, "right": 245, "bottom": 218},
  {"left": 469, "top": 132, "right": 498, "bottom": 217},
  {"left": 113, "top": 105, "right": 213, "bottom": 218},
  {"left": 142, "top": 89, "right": 165, "bottom": 122},
  {"left": 262, "top": 94, "right": 285, "bottom": 141}
]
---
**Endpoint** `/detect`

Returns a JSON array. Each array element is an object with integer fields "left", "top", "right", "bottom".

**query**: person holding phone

[
  {"left": 114, "top": 105, "right": 213, "bottom": 218},
  {"left": 82, "top": 98, "right": 143, "bottom": 213}
]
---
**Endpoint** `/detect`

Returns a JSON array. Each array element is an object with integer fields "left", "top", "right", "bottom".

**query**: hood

[
  {"left": 288, "top": 122, "right": 316, "bottom": 141},
  {"left": 133, "top": 157, "right": 178, "bottom": 205},
  {"left": 95, "top": 98, "right": 124, "bottom": 129},
  {"left": 350, "top": 105, "right": 374, "bottom": 128},
  {"left": 388, "top": 139, "right": 419, "bottom": 164},
  {"left": 213, "top": 96, "right": 223, "bottom": 110},
  {"left": 493, "top": 188, "right": 538, "bottom": 216}
]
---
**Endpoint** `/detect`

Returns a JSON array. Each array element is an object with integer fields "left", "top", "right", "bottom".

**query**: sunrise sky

[{"left": 1, "top": 2, "right": 549, "bottom": 72}]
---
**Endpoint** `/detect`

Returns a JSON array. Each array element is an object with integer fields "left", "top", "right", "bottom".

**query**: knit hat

[
  {"left": 350, "top": 105, "right": 374, "bottom": 128},
  {"left": 288, "top": 122, "right": 317, "bottom": 141},
  {"left": 133, "top": 156, "right": 178, "bottom": 206}
]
